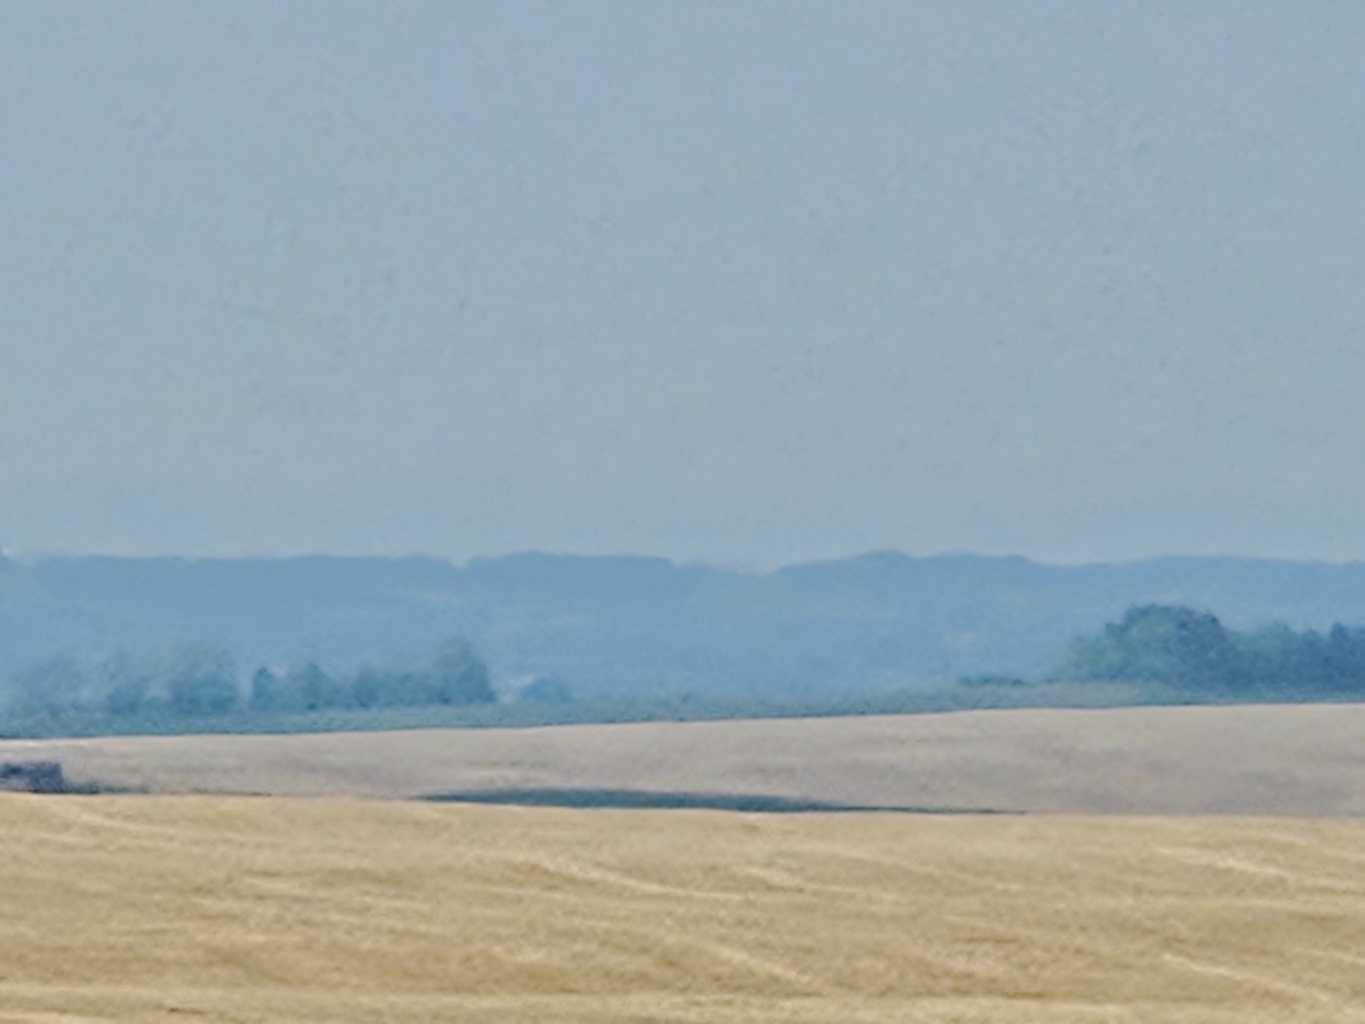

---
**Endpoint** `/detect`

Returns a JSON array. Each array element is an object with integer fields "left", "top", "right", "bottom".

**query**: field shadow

[{"left": 418, "top": 787, "right": 1014, "bottom": 814}]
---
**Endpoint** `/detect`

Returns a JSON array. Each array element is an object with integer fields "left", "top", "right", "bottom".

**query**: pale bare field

[
  {"left": 3, "top": 702, "right": 1365, "bottom": 813},
  {"left": 1, "top": 795, "right": 1363, "bottom": 1023}
]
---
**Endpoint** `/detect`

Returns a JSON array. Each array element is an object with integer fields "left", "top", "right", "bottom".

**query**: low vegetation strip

[
  {"left": 4, "top": 702, "right": 1364, "bottom": 814},
  {"left": 420, "top": 787, "right": 1012, "bottom": 813},
  {"left": 0, "top": 678, "right": 1190, "bottom": 741},
  {"left": 10, "top": 602, "right": 1365, "bottom": 744},
  {"left": 1, "top": 796, "right": 1363, "bottom": 1023},
  {"left": 0, "top": 759, "right": 64, "bottom": 792}
]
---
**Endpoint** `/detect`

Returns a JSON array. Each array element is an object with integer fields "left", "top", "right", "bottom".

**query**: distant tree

[
  {"left": 1236, "top": 623, "right": 1303, "bottom": 693},
  {"left": 381, "top": 670, "right": 428, "bottom": 706},
  {"left": 429, "top": 639, "right": 495, "bottom": 705},
  {"left": 290, "top": 661, "right": 344, "bottom": 710},
  {"left": 1065, "top": 605, "right": 1239, "bottom": 690},
  {"left": 248, "top": 662, "right": 345, "bottom": 712},
  {"left": 349, "top": 666, "right": 383, "bottom": 709},
  {"left": 99, "top": 650, "right": 153, "bottom": 716},
  {"left": 249, "top": 666, "right": 285, "bottom": 711},
  {"left": 343, "top": 667, "right": 435, "bottom": 708},
  {"left": 1325, "top": 623, "right": 1365, "bottom": 690},
  {"left": 166, "top": 646, "right": 239, "bottom": 715},
  {"left": 1063, "top": 605, "right": 1365, "bottom": 697}
]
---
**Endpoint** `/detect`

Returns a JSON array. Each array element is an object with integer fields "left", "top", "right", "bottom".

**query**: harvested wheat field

[
  {"left": 4, "top": 703, "right": 1365, "bottom": 813},
  {"left": 1, "top": 795, "right": 1363, "bottom": 1023}
]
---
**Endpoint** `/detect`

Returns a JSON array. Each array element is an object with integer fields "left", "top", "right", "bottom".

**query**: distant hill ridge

[{"left": 6, "top": 550, "right": 1365, "bottom": 700}]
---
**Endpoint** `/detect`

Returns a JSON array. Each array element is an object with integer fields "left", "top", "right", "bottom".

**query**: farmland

[
  {"left": 2, "top": 795, "right": 1363, "bottom": 1023},
  {"left": 5, "top": 704, "right": 1364, "bottom": 1022},
  {"left": 3, "top": 702, "right": 1364, "bottom": 814}
]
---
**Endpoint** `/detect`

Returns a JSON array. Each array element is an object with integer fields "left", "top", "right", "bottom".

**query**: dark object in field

[
  {"left": 0, "top": 761, "right": 65, "bottom": 793},
  {"left": 420, "top": 787, "right": 1011, "bottom": 814}
]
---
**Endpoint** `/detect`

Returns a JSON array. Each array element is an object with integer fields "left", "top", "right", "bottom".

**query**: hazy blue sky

[{"left": 3, "top": 2, "right": 1363, "bottom": 567}]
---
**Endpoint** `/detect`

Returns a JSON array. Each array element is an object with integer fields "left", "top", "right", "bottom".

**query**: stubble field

[
  {"left": 4, "top": 705, "right": 1364, "bottom": 1021},
  {"left": 2, "top": 795, "right": 1364, "bottom": 1023},
  {"left": 3, "top": 702, "right": 1364, "bottom": 813}
]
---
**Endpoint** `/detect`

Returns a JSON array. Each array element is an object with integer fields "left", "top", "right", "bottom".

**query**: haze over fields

[
  {"left": 10, "top": 551, "right": 1365, "bottom": 699},
  {"left": 6, "top": 2, "right": 1365, "bottom": 730},
  {"left": 6, "top": 4, "right": 1365, "bottom": 1022}
]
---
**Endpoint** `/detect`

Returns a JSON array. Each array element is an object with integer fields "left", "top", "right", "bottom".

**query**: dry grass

[
  {"left": 3, "top": 702, "right": 1365, "bottom": 813},
  {"left": 1, "top": 795, "right": 1363, "bottom": 1022}
]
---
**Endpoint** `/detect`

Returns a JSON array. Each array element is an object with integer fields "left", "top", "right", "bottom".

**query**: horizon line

[{"left": 5, "top": 546, "right": 1365, "bottom": 574}]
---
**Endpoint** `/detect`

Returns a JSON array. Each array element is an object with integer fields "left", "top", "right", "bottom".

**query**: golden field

[
  {"left": 4, "top": 707, "right": 1364, "bottom": 1021},
  {"left": 1, "top": 795, "right": 1363, "bottom": 1022},
  {"left": 3, "top": 702, "right": 1365, "bottom": 813}
]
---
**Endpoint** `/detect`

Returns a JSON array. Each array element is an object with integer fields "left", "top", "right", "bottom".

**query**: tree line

[
  {"left": 4, "top": 638, "right": 495, "bottom": 720},
  {"left": 1063, "top": 604, "right": 1365, "bottom": 695},
  {"left": 9, "top": 603, "right": 1360, "bottom": 732}
]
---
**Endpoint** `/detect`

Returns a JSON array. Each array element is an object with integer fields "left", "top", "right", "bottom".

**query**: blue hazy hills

[{"left": 5, "top": 550, "right": 1365, "bottom": 699}]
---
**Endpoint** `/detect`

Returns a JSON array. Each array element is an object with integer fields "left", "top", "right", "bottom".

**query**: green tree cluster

[
  {"left": 1063, "top": 604, "right": 1365, "bottom": 695},
  {"left": 249, "top": 641, "right": 494, "bottom": 712},
  {"left": 2, "top": 637, "right": 494, "bottom": 721}
]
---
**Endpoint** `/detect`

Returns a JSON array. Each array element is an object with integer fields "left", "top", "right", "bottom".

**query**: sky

[{"left": 2, "top": 1, "right": 1364, "bottom": 568}]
